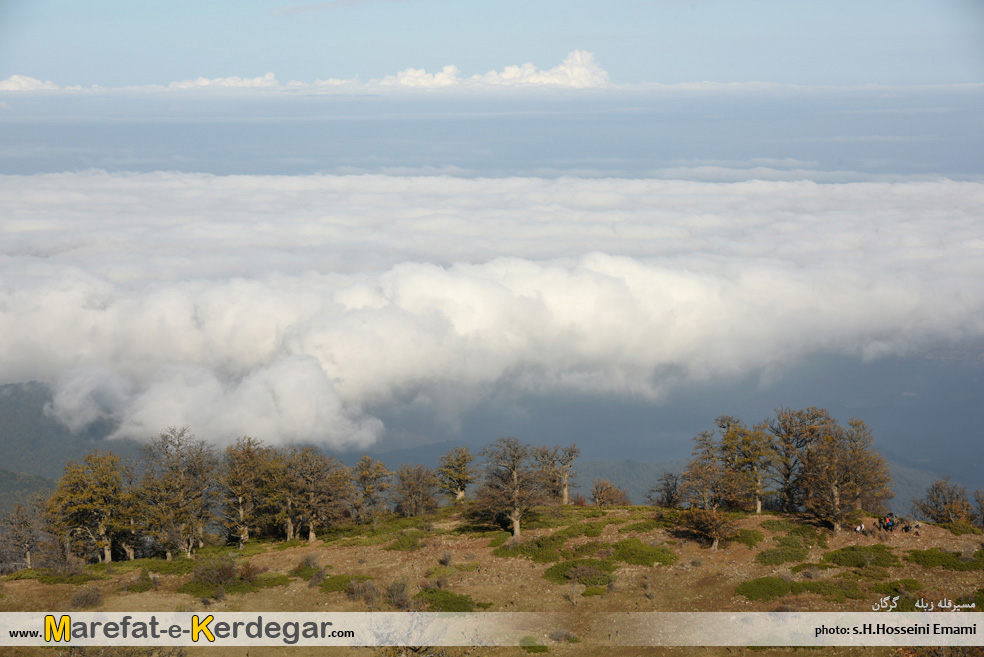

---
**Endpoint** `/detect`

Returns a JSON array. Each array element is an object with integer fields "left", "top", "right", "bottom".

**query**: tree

[
  {"left": 350, "top": 455, "right": 392, "bottom": 526},
  {"left": 718, "top": 417, "right": 773, "bottom": 514},
  {"left": 533, "top": 444, "right": 580, "bottom": 505},
  {"left": 680, "top": 431, "right": 734, "bottom": 511},
  {"left": 221, "top": 436, "right": 269, "bottom": 548},
  {"left": 263, "top": 447, "right": 303, "bottom": 541},
  {"left": 591, "top": 478, "right": 629, "bottom": 507},
  {"left": 436, "top": 447, "right": 475, "bottom": 504},
  {"left": 139, "top": 427, "right": 218, "bottom": 560},
  {"left": 477, "top": 437, "right": 545, "bottom": 537},
  {"left": 682, "top": 508, "right": 737, "bottom": 550},
  {"left": 800, "top": 417, "right": 893, "bottom": 532},
  {"left": 766, "top": 407, "right": 840, "bottom": 513},
  {"left": 292, "top": 448, "right": 351, "bottom": 542},
  {"left": 46, "top": 451, "right": 128, "bottom": 563},
  {"left": 393, "top": 464, "right": 439, "bottom": 518},
  {"left": 0, "top": 502, "right": 43, "bottom": 570},
  {"left": 648, "top": 472, "right": 681, "bottom": 508},
  {"left": 912, "top": 477, "right": 974, "bottom": 524},
  {"left": 975, "top": 490, "right": 984, "bottom": 528}
]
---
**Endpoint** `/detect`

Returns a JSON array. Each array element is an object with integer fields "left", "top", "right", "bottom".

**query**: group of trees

[
  {"left": 912, "top": 476, "right": 984, "bottom": 527},
  {"left": 677, "top": 407, "right": 894, "bottom": 532}
]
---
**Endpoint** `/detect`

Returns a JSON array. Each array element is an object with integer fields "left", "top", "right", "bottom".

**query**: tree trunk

[
  {"left": 711, "top": 536, "right": 719, "bottom": 550},
  {"left": 308, "top": 525, "right": 317, "bottom": 543},
  {"left": 123, "top": 545, "right": 135, "bottom": 561},
  {"left": 560, "top": 476, "right": 570, "bottom": 506},
  {"left": 165, "top": 549, "right": 173, "bottom": 561},
  {"left": 285, "top": 518, "right": 294, "bottom": 541},
  {"left": 455, "top": 489, "right": 466, "bottom": 504},
  {"left": 25, "top": 550, "right": 31, "bottom": 570},
  {"left": 103, "top": 543, "right": 112, "bottom": 564},
  {"left": 755, "top": 497, "right": 762, "bottom": 514},
  {"left": 509, "top": 509, "right": 522, "bottom": 537}
]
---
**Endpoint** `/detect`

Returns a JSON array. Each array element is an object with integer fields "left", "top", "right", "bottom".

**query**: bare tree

[
  {"left": 436, "top": 447, "right": 475, "bottom": 504},
  {"left": 533, "top": 444, "right": 580, "bottom": 505},
  {"left": 477, "top": 437, "right": 545, "bottom": 537},
  {"left": 393, "top": 464, "right": 439, "bottom": 518},
  {"left": 912, "top": 477, "right": 974, "bottom": 524},
  {"left": 0, "top": 502, "right": 43, "bottom": 570},
  {"left": 591, "top": 478, "right": 629, "bottom": 507},
  {"left": 647, "top": 472, "right": 681, "bottom": 508}
]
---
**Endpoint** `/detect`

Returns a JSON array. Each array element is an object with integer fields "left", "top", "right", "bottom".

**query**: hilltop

[{"left": 2, "top": 504, "right": 982, "bottom": 657}]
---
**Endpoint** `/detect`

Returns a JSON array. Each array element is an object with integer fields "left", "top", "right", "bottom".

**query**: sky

[{"left": 1, "top": 1, "right": 983, "bottom": 484}]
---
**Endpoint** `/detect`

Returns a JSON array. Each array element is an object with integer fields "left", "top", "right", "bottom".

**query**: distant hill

[
  {"left": 0, "top": 381, "right": 143, "bottom": 479},
  {"left": 0, "top": 468, "right": 52, "bottom": 511}
]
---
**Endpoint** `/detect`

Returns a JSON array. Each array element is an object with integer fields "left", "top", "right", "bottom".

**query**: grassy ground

[{"left": 2, "top": 506, "right": 981, "bottom": 657}]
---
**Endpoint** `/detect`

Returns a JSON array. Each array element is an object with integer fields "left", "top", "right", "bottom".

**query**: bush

[
  {"left": 192, "top": 556, "right": 238, "bottom": 588},
  {"left": 788, "top": 580, "right": 866, "bottom": 602},
  {"left": 905, "top": 548, "right": 984, "bottom": 571},
  {"left": 438, "top": 552, "right": 453, "bottom": 567},
  {"left": 543, "top": 559, "right": 617, "bottom": 586},
  {"left": 308, "top": 568, "right": 327, "bottom": 588},
  {"left": 386, "top": 580, "right": 413, "bottom": 610},
  {"left": 938, "top": 521, "right": 983, "bottom": 536},
  {"left": 126, "top": 569, "right": 154, "bottom": 593},
  {"left": 761, "top": 519, "right": 794, "bottom": 533},
  {"left": 755, "top": 546, "right": 809, "bottom": 566},
  {"left": 612, "top": 539, "right": 678, "bottom": 566},
  {"left": 386, "top": 530, "right": 427, "bottom": 552},
  {"left": 320, "top": 574, "right": 372, "bottom": 594},
  {"left": 347, "top": 579, "right": 383, "bottom": 608},
  {"left": 415, "top": 588, "right": 477, "bottom": 612},
  {"left": 71, "top": 586, "right": 103, "bottom": 609},
  {"left": 821, "top": 545, "right": 899, "bottom": 568},
  {"left": 520, "top": 636, "right": 549, "bottom": 653},
  {"left": 871, "top": 579, "right": 923, "bottom": 596},
  {"left": 736, "top": 577, "right": 791, "bottom": 601},
  {"left": 563, "top": 565, "right": 608, "bottom": 587},
  {"left": 731, "top": 529, "right": 765, "bottom": 549}
]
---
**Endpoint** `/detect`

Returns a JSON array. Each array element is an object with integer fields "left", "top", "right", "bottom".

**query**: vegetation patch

[
  {"left": 789, "top": 580, "right": 866, "bottom": 603},
  {"left": 790, "top": 562, "right": 838, "bottom": 574},
  {"left": 198, "top": 540, "right": 267, "bottom": 558},
  {"left": 125, "top": 569, "right": 154, "bottom": 593},
  {"left": 542, "top": 559, "right": 618, "bottom": 586},
  {"left": 618, "top": 519, "right": 660, "bottom": 534},
  {"left": 938, "top": 521, "right": 982, "bottom": 536},
  {"left": 273, "top": 539, "right": 308, "bottom": 551},
  {"left": 494, "top": 534, "right": 566, "bottom": 563},
  {"left": 487, "top": 532, "right": 512, "bottom": 548},
  {"left": 788, "top": 525, "right": 828, "bottom": 549},
  {"left": 755, "top": 546, "right": 809, "bottom": 566},
  {"left": 563, "top": 541, "right": 610, "bottom": 559},
  {"left": 871, "top": 579, "right": 923, "bottom": 596},
  {"left": 385, "top": 530, "right": 428, "bottom": 552},
  {"left": 414, "top": 588, "right": 477, "bottom": 612},
  {"left": 761, "top": 519, "right": 795, "bottom": 533},
  {"left": 904, "top": 548, "right": 984, "bottom": 571},
  {"left": 612, "top": 538, "right": 678, "bottom": 567},
  {"left": 4, "top": 569, "right": 104, "bottom": 585},
  {"left": 730, "top": 529, "right": 765, "bottom": 549},
  {"left": 736, "top": 577, "right": 791, "bottom": 601},
  {"left": 582, "top": 586, "right": 606, "bottom": 597},
  {"left": 320, "top": 574, "right": 373, "bottom": 594},
  {"left": 520, "top": 636, "right": 549, "bottom": 653},
  {"left": 525, "top": 507, "right": 606, "bottom": 529},
  {"left": 821, "top": 545, "right": 898, "bottom": 568}
]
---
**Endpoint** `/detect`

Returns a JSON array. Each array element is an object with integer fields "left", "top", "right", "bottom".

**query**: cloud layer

[
  {"left": 2, "top": 172, "right": 982, "bottom": 447},
  {"left": 0, "top": 51, "right": 610, "bottom": 94}
]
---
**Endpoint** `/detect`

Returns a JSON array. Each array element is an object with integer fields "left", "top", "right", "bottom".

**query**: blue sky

[{"left": 2, "top": 0, "right": 983, "bottom": 87}]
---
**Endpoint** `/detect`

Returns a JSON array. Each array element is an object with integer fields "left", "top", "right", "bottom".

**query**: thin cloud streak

[{"left": 2, "top": 172, "right": 982, "bottom": 447}]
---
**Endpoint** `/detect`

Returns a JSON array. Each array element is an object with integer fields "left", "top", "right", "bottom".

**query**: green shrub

[
  {"left": 790, "top": 562, "right": 837, "bottom": 574},
  {"left": 582, "top": 586, "right": 606, "bottom": 597},
  {"left": 612, "top": 538, "right": 678, "bottom": 566},
  {"left": 320, "top": 574, "right": 372, "bottom": 594},
  {"left": 226, "top": 572, "right": 290, "bottom": 594},
  {"left": 789, "top": 580, "right": 866, "bottom": 602},
  {"left": 736, "top": 577, "right": 791, "bottom": 601},
  {"left": 385, "top": 530, "right": 427, "bottom": 552},
  {"left": 731, "top": 529, "right": 765, "bottom": 549},
  {"left": 273, "top": 539, "right": 308, "bottom": 551},
  {"left": 871, "top": 579, "right": 923, "bottom": 596},
  {"left": 761, "top": 519, "right": 794, "bottom": 533},
  {"left": 565, "top": 542, "right": 610, "bottom": 559},
  {"left": 822, "top": 545, "right": 898, "bottom": 568},
  {"left": 141, "top": 558, "right": 197, "bottom": 575},
  {"left": 126, "top": 569, "right": 154, "bottom": 593},
  {"left": 905, "top": 548, "right": 984, "bottom": 571},
  {"left": 788, "top": 525, "right": 828, "bottom": 548},
  {"left": 938, "top": 521, "right": 983, "bottom": 536},
  {"left": 520, "top": 636, "right": 549, "bottom": 653},
  {"left": 543, "top": 559, "right": 618, "bottom": 586},
  {"left": 618, "top": 519, "right": 660, "bottom": 534},
  {"left": 487, "top": 532, "right": 511, "bottom": 548},
  {"left": 414, "top": 588, "right": 477, "bottom": 612},
  {"left": 756, "top": 545, "right": 809, "bottom": 565}
]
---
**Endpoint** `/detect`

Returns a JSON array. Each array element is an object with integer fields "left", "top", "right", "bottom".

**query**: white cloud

[
  {"left": 3, "top": 172, "right": 983, "bottom": 447},
  {"left": 168, "top": 72, "right": 279, "bottom": 89},
  {"left": 378, "top": 65, "right": 461, "bottom": 89},
  {"left": 471, "top": 50, "right": 610, "bottom": 89},
  {"left": 0, "top": 74, "right": 59, "bottom": 91}
]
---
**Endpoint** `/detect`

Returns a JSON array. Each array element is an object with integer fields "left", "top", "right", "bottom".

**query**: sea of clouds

[{"left": 2, "top": 172, "right": 982, "bottom": 448}]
